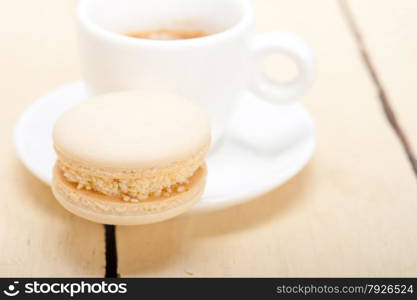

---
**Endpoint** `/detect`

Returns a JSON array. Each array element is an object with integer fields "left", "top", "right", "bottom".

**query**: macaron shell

[
  {"left": 53, "top": 91, "right": 211, "bottom": 169},
  {"left": 52, "top": 164, "right": 207, "bottom": 225}
]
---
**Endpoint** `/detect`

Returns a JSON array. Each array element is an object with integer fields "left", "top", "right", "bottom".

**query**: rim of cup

[{"left": 77, "top": 0, "right": 254, "bottom": 47}]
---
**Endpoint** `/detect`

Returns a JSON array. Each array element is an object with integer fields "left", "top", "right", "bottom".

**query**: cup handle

[{"left": 250, "top": 32, "right": 315, "bottom": 104}]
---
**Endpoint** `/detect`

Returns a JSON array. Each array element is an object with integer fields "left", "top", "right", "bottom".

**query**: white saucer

[{"left": 15, "top": 82, "right": 315, "bottom": 214}]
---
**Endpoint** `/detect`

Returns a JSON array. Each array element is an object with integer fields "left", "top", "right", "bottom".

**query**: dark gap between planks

[
  {"left": 104, "top": 225, "right": 119, "bottom": 277},
  {"left": 339, "top": 0, "right": 417, "bottom": 177}
]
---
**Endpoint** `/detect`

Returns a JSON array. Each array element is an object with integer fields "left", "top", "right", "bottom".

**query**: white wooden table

[{"left": 0, "top": 0, "right": 416, "bottom": 277}]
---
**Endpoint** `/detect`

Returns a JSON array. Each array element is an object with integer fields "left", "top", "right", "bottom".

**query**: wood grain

[
  {"left": 339, "top": 0, "right": 417, "bottom": 179},
  {"left": 1, "top": 0, "right": 416, "bottom": 277},
  {"left": 346, "top": 0, "right": 417, "bottom": 170},
  {"left": 116, "top": 0, "right": 417, "bottom": 277},
  {"left": 0, "top": 0, "right": 104, "bottom": 276}
]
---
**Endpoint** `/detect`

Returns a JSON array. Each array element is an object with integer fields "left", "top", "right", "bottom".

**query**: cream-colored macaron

[{"left": 51, "top": 91, "right": 210, "bottom": 225}]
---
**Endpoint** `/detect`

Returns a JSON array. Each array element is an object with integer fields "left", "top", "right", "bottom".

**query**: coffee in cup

[{"left": 126, "top": 28, "right": 209, "bottom": 40}]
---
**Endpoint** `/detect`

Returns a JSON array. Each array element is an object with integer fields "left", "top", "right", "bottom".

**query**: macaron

[{"left": 51, "top": 91, "right": 210, "bottom": 225}]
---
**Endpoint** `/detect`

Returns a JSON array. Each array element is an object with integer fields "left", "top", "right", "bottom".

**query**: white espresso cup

[{"left": 77, "top": 0, "right": 314, "bottom": 144}]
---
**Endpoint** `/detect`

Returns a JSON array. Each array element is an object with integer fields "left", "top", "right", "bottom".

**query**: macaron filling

[{"left": 56, "top": 145, "right": 208, "bottom": 203}]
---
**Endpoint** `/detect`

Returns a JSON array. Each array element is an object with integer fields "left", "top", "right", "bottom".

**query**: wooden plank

[
  {"left": 0, "top": 0, "right": 104, "bottom": 276},
  {"left": 117, "top": 0, "right": 417, "bottom": 277},
  {"left": 347, "top": 0, "right": 417, "bottom": 158}
]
